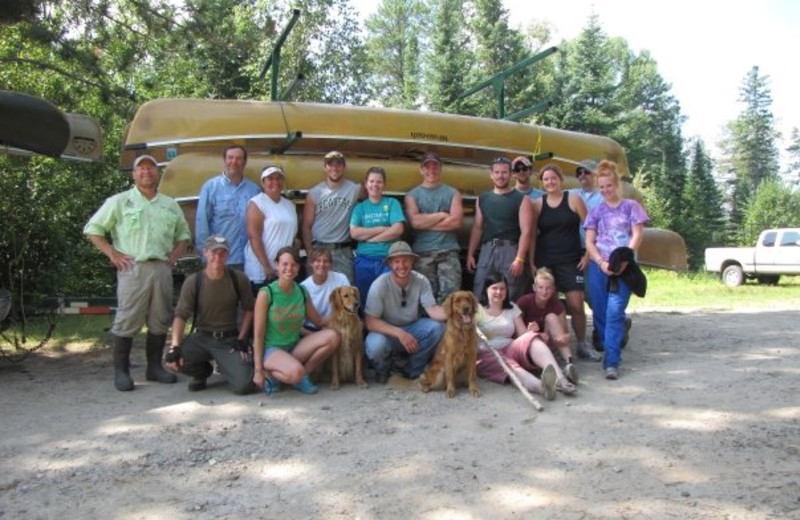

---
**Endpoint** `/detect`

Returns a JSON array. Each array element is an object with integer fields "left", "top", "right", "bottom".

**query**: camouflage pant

[{"left": 414, "top": 250, "right": 462, "bottom": 304}]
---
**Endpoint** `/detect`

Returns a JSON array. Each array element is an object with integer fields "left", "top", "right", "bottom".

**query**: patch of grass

[
  {"left": 628, "top": 270, "right": 800, "bottom": 311},
  {"left": 1, "top": 314, "right": 111, "bottom": 359}
]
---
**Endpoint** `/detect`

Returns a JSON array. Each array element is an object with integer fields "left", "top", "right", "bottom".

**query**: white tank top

[{"left": 244, "top": 193, "right": 298, "bottom": 283}]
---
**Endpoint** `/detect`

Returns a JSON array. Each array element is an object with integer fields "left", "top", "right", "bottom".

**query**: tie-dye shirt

[{"left": 583, "top": 199, "right": 649, "bottom": 261}]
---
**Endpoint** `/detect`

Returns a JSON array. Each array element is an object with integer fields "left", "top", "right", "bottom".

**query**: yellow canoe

[{"left": 125, "top": 99, "right": 687, "bottom": 271}]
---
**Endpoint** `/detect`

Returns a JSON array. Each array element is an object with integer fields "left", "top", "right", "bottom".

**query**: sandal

[
  {"left": 556, "top": 377, "right": 577, "bottom": 395},
  {"left": 264, "top": 377, "right": 283, "bottom": 396}
]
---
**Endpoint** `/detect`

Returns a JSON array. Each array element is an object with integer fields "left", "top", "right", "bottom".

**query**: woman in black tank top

[{"left": 532, "top": 164, "right": 594, "bottom": 373}]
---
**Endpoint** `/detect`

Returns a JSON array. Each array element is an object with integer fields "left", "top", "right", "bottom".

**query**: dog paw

[
  {"left": 470, "top": 387, "right": 481, "bottom": 398},
  {"left": 357, "top": 380, "right": 369, "bottom": 389},
  {"left": 330, "top": 382, "right": 340, "bottom": 390},
  {"left": 445, "top": 388, "right": 456, "bottom": 398}
]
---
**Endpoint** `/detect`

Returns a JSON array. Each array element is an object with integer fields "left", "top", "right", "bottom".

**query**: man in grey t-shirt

[
  {"left": 302, "top": 150, "right": 362, "bottom": 283},
  {"left": 364, "top": 241, "right": 446, "bottom": 383},
  {"left": 405, "top": 151, "right": 463, "bottom": 304}
]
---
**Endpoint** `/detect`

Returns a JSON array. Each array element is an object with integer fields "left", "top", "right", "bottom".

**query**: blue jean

[
  {"left": 365, "top": 318, "right": 445, "bottom": 378},
  {"left": 588, "top": 262, "right": 632, "bottom": 369},
  {"left": 354, "top": 253, "right": 390, "bottom": 308}
]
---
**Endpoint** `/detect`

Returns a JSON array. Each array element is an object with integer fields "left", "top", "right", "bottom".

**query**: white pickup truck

[{"left": 705, "top": 228, "right": 800, "bottom": 286}]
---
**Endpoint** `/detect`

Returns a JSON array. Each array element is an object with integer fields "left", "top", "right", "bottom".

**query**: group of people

[{"left": 84, "top": 146, "right": 647, "bottom": 398}]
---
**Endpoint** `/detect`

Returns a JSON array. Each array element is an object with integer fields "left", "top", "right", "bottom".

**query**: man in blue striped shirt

[{"left": 195, "top": 146, "right": 261, "bottom": 269}]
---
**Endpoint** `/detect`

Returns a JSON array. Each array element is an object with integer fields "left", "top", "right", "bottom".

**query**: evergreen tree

[
  {"left": 784, "top": 127, "right": 800, "bottom": 189},
  {"left": 719, "top": 66, "right": 780, "bottom": 226},
  {"left": 364, "top": 0, "right": 425, "bottom": 108},
  {"left": 425, "top": 0, "right": 471, "bottom": 113},
  {"left": 682, "top": 139, "right": 725, "bottom": 268}
]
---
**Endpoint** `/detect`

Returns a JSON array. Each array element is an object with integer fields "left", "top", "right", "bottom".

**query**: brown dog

[
  {"left": 328, "top": 286, "right": 367, "bottom": 389},
  {"left": 419, "top": 291, "right": 480, "bottom": 398}
]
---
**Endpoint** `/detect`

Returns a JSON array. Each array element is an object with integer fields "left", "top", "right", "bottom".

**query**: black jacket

[{"left": 607, "top": 247, "right": 647, "bottom": 297}]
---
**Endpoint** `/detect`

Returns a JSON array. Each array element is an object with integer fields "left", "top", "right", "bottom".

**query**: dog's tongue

[{"left": 462, "top": 315, "right": 472, "bottom": 324}]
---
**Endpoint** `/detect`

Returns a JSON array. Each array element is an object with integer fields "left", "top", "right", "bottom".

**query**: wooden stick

[{"left": 489, "top": 346, "right": 544, "bottom": 411}]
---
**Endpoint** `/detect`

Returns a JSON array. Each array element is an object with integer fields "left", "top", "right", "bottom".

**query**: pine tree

[
  {"left": 683, "top": 139, "right": 725, "bottom": 267},
  {"left": 364, "top": 0, "right": 425, "bottom": 108},
  {"left": 425, "top": 0, "right": 471, "bottom": 113},
  {"left": 719, "top": 66, "right": 780, "bottom": 226},
  {"left": 784, "top": 127, "right": 800, "bottom": 189}
]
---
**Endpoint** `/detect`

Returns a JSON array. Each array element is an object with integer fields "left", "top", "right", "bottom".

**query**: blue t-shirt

[{"left": 350, "top": 197, "right": 405, "bottom": 256}]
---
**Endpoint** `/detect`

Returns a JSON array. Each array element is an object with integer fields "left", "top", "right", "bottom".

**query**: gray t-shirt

[
  {"left": 308, "top": 179, "right": 360, "bottom": 243},
  {"left": 365, "top": 271, "right": 436, "bottom": 326},
  {"left": 407, "top": 183, "right": 460, "bottom": 253}
]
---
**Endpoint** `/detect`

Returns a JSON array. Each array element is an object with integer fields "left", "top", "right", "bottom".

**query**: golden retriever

[
  {"left": 419, "top": 291, "right": 480, "bottom": 398},
  {"left": 328, "top": 286, "right": 367, "bottom": 389}
]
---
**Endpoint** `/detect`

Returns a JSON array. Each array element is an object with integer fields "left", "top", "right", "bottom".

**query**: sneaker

[
  {"left": 293, "top": 375, "right": 319, "bottom": 395},
  {"left": 264, "top": 377, "right": 283, "bottom": 396},
  {"left": 565, "top": 363, "right": 579, "bottom": 385},
  {"left": 556, "top": 377, "right": 577, "bottom": 395},
  {"left": 541, "top": 364, "right": 557, "bottom": 401},
  {"left": 577, "top": 341, "right": 603, "bottom": 362},
  {"left": 375, "top": 372, "right": 390, "bottom": 385},
  {"left": 605, "top": 367, "right": 619, "bottom": 380},
  {"left": 188, "top": 377, "right": 207, "bottom": 392}
]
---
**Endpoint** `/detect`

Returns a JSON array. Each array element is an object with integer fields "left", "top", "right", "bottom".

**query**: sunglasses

[
  {"left": 514, "top": 166, "right": 531, "bottom": 172},
  {"left": 401, "top": 287, "right": 407, "bottom": 308},
  {"left": 576, "top": 168, "right": 592, "bottom": 177}
]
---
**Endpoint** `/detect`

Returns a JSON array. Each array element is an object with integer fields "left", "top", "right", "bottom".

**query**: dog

[
  {"left": 419, "top": 291, "right": 480, "bottom": 398},
  {"left": 328, "top": 286, "right": 367, "bottom": 389}
]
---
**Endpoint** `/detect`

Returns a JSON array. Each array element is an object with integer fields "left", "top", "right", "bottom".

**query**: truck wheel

[
  {"left": 756, "top": 275, "right": 780, "bottom": 285},
  {"left": 722, "top": 265, "right": 744, "bottom": 287}
]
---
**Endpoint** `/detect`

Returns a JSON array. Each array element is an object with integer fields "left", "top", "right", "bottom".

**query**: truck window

[
  {"left": 761, "top": 232, "right": 777, "bottom": 247},
  {"left": 780, "top": 231, "right": 800, "bottom": 247}
]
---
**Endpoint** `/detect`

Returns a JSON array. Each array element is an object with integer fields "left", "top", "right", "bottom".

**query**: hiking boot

[
  {"left": 375, "top": 372, "right": 390, "bottom": 385},
  {"left": 188, "top": 377, "right": 207, "bottom": 392},
  {"left": 293, "top": 375, "right": 319, "bottom": 395},
  {"left": 605, "top": 367, "right": 619, "bottom": 380},
  {"left": 112, "top": 335, "right": 134, "bottom": 392},
  {"left": 541, "top": 364, "right": 557, "bottom": 401},
  {"left": 577, "top": 341, "right": 603, "bottom": 362},
  {"left": 564, "top": 362, "right": 579, "bottom": 385},
  {"left": 145, "top": 333, "right": 177, "bottom": 384}
]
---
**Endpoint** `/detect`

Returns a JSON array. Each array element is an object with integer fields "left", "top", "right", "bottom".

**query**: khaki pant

[{"left": 112, "top": 261, "right": 173, "bottom": 337}]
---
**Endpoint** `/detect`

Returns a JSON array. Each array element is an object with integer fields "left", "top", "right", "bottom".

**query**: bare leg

[
  {"left": 263, "top": 349, "right": 305, "bottom": 385},
  {"left": 512, "top": 367, "right": 542, "bottom": 394},
  {"left": 291, "top": 329, "right": 340, "bottom": 377},
  {"left": 544, "top": 313, "right": 572, "bottom": 364},
  {"left": 527, "top": 337, "right": 567, "bottom": 380},
  {"left": 564, "top": 290, "right": 587, "bottom": 343}
]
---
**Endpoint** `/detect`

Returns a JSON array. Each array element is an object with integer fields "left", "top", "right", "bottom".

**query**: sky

[{"left": 353, "top": 0, "right": 800, "bottom": 164}]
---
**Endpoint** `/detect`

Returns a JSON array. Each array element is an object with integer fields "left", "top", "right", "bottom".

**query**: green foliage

[
  {"left": 425, "top": 0, "right": 471, "bottom": 113},
  {"left": 364, "top": 0, "right": 425, "bottom": 108},
  {"left": 784, "top": 127, "right": 800, "bottom": 189},
  {"left": 741, "top": 180, "right": 800, "bottom": 245}
]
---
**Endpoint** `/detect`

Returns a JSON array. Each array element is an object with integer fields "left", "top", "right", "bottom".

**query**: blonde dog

[
  {"left": 328, "top": 286, "right": 367, "bottom": 389},
  {"left": 419, "top": 291, "right": 480, "bottom": 398}
]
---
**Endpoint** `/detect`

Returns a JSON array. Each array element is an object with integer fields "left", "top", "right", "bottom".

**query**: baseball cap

[
  {"left": 204, "top": 235, "right": 230, "bottom": 252},
  {"left": 576, "top": 159, "right": 597, "bottom": 177},
  {"left": 324, "top": 151, "right": 346, "bottom": 165},
  {"left": 133, "top": 155, "right": 158, "bottom": 169},
  {"left": 260, "top": 166, "right": 285, "bottom": 180},
  {"left": 420, "top": 151, "right": 442, "bottom": 166},
  {"left": 511, "top": 156, "right": 532, "bottom": 170}
]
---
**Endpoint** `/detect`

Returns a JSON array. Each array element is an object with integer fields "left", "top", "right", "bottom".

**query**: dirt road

[{"left": 1, "top": 310, "right": 798, "bottom": 519}]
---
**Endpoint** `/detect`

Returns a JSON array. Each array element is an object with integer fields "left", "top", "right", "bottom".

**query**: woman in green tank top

[{"left": 253, "top": 247, "right": 340, "bottom": 395}]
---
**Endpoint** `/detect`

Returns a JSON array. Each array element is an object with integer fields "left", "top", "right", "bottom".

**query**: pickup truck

[{"left": 705, "top": 228, "right": 800, "bottom": 287}]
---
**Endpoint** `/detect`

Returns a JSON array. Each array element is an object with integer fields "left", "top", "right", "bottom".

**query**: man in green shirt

[{"left": 84, "top": 154, "right": 192, "bottom": 391}]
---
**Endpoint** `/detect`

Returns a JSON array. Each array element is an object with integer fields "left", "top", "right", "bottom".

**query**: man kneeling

[{"left": 165, "top": 236, "right": 255, "bottom": 394}]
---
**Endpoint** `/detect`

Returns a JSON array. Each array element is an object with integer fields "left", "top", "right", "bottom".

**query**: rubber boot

[
  {"left": 145, "top": 333, "right": 177, "bottom": 384},
  {"left": 112, "top": 335, "right": 135, "bottom": 391}
]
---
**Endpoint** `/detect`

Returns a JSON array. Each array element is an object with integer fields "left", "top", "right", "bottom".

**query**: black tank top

[{"left": 535, "top": 193, "right": 581, "bottom": 266}]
